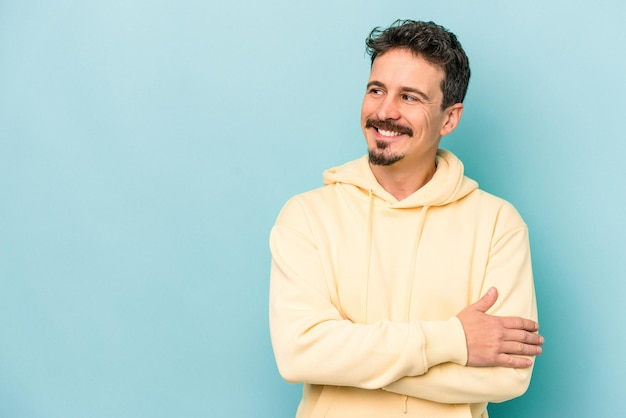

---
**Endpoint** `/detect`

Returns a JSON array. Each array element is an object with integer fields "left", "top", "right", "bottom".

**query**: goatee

[
  {"left": 365, "top": 118, "right": 411, "bottom": 166},
  {"left": 369, "top": 140, "right": 405, "bottom": 166}
]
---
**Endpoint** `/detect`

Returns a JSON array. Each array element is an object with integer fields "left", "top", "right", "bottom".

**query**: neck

[{"left": 370, "top": 160, "right": 437, "bottom": 201}]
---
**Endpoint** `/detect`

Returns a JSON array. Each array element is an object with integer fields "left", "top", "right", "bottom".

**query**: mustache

[{"left": 365, "top": 118, "right": 413, "bottom": 137}]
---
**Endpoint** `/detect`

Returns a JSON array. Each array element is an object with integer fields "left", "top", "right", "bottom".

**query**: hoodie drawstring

[
  {"left": 363, "top": 190, "right": 375, "bottom": 321},
  {"left": 363, "top": 196, "right": 430, "bottom": 335},
  {"left": 404, "top": 205, "right": 429, "bottom": 318},
  {"left": 400, "top": 205, "right": 429, "bottom": 414},
  {"left": 364, "top": 193, "right": 429, "bottom": 415}
]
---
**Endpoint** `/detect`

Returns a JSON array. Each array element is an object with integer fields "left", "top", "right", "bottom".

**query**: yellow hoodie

[{"left": 269, "top": 149, "right": 537, "bottom": 418}]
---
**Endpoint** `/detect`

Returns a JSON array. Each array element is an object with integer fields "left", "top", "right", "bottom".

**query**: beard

[
  {"left": 365, "top": 118, "right": 412, "bottom": 166},
  {"left": 368, "top": 140, "right": 405, "bottom": 166}
]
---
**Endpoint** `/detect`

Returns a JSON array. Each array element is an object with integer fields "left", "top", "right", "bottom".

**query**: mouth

[
  {"left": 365, "top": 119, "right": 413, "bottom": 138},
  {"left": 377, "top": 128, "right": 404, "bottom": 138}
]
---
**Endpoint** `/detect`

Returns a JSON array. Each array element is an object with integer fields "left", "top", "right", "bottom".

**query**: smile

[
  {"left": 377, "top": 128, "right": 404, "bottom": 137},
  {"left": 365, "top": 118, "right": 413, "bottom": 137}
]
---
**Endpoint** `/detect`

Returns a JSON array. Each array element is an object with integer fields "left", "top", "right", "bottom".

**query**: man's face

[{"left": 361, "top": 48, "right": 460, "bottom": 167}]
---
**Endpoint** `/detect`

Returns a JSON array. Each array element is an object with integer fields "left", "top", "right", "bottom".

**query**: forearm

[
  {"left": 384, "top": 221, "right": 539, "bottom": 404},
  {"left": 270, "top": 257, "right": 467, "bottom": 389},
  {"left": 271, "top": 308, "right": 427, "bottom": 389},
  {"left": 269, "top": 217, "right": 469, "bottom": 389},
  {"left": 382, "top": 361, "right": 534, "bottom": 404}
]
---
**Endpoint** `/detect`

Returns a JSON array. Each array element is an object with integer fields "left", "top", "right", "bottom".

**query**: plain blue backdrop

[{"left": 1, "top": 1, "right": 625, "bottom": 417}]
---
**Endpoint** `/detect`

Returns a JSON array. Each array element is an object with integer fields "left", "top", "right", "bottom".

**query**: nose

[{"left": 377, "top": 96, "right": 401, "bottom": 120}]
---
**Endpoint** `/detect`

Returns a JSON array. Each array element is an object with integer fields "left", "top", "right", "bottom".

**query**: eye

[
  {"left": 368, "top": 87, "right": 384, "bottom": 95},
  {"left": 402, "top": 94, "right": 418, "bottom": 102}
]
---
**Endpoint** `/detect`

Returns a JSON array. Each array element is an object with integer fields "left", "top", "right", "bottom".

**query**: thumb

[{"left": 473, "top": 287, "right": 498, "bottom": 313}]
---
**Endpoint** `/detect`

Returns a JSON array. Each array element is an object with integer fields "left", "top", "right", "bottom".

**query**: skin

[
  {"left": 361, "top": 47, "right": 544, "bottom": 367},
  {"left": 361, "top": 48, "right": 463, "bottom": 201},
  {"left": 458, "top": 288, "right": 543, "bottom": 367}
]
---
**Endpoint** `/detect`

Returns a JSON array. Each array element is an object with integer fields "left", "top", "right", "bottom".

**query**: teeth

[{"left": 378, "top": 129, "right": 402, "bottom": 137}]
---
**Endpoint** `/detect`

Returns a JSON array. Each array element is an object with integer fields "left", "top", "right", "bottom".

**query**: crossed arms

[{"left": 269, "top": 198, "right": 544, "bottom": 404}]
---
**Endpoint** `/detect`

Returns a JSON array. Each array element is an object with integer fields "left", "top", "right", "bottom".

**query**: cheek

[
  {"left": 361, "top": 97, "right": 377, "bottom": 118},
  {"left": 413, "top": 111, "right": 437, "bottom": 132}
]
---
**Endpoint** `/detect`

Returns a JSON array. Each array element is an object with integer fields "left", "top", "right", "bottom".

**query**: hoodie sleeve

[
  {"left": 382, "top": 214, "right": 538, "bottom": 403},
  {"left": 269, "top": 196, "right": 466, "bottom": 389}
]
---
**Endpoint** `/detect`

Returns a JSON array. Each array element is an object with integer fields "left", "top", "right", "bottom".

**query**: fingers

[
  {"left": 459, "top": 288, "right": 545, "bottom": 368},
  {"left": 501, "top": 340, "right": 543, "bottom": 357},
  {"left": 500, "top": 316, "right": 540, "bottom": 332},
  {"left": 469, "top": 337, "right": 543, "bottom": 368},
  {"left": 493, "top": 328, "right": 545, "bottom": 368},
  {"left": 472, "top": 287, "right": 498, "bottom": 313},
  {"left": 496, "top": 354, "right": 534, "bottom": 368},
  {"left": 504, "top": 329, "right": 544, "bottom": 346}
]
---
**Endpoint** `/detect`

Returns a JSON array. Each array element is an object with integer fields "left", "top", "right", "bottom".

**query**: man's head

[
  {"left": 361, "top": 20, "right": 470, "bottom": 168},
  {"left": 365, "top": 20, "right": 470, "bottom": 110}
]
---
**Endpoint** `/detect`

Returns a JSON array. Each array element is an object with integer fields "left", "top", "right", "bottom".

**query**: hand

[{"left": 456, "top": 287, "right": 544, "bottom": 368}]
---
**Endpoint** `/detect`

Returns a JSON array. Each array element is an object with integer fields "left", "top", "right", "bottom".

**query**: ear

[{"left": 439, "top": 103, "right": 464, "bottom": 136}]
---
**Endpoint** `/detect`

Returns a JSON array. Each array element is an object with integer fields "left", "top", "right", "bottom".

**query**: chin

[{"left": 368, "top": 150, "right": 404, "bottom": 166}]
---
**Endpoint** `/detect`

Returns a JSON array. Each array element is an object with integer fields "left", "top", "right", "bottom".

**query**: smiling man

[{"left": 269, "top": 20, "right": 543, "bottom": 417}]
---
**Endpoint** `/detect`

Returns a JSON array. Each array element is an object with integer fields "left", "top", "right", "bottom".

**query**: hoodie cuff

[{"left": 419, "top": 317, "right": 468, "bottom": 367}]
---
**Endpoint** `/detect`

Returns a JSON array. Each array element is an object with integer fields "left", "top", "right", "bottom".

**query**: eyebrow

[{"left": 367, "top": 80, "right": 432, "bottom": 103}]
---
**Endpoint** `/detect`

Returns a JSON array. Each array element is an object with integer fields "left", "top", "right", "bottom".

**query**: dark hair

[{"left": 365, "top": 20, "right": 471, "bottom": 109}]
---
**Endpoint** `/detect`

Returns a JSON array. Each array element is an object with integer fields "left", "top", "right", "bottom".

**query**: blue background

[{"left": 1, "top": 1, "right": 624, "bottom": 417}]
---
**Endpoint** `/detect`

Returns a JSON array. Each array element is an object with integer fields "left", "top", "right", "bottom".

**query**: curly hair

[{"left": 365, "top": 20, "right": 471, "bottom": 109}]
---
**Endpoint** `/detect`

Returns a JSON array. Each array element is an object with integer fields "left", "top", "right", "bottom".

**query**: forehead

[{"left": 369, "top": 48, "right": 444, "bottom": 96}]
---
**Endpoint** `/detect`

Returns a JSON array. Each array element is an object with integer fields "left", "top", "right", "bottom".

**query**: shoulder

[
  {"left": 463, "top": 188, "right": 527, "bottom": 228},
  {"left": 274, "top": 185, "right": 336, "bottom": 223}
]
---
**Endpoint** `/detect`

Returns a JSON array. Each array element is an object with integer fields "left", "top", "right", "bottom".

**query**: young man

[{"left": 269, "top": 20, "right": 544, "bottom": 417}]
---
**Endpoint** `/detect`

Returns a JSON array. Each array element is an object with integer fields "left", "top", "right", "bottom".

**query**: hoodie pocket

[{"left": 307, "top": 385, "right": 473, "bottom": 418}]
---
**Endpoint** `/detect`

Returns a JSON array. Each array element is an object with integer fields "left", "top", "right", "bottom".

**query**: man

[{"left": 269, "top": 20, "right": 544, "bottom": 417}]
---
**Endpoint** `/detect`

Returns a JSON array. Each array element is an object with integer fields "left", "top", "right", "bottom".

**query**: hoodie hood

[{"left": 322, "top": 149, "right": 478, "bottom": 208}]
